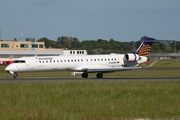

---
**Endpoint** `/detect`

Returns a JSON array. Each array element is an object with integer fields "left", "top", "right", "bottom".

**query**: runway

[{"left": 0, "top": 77, "right": 180, "bottom": 82}]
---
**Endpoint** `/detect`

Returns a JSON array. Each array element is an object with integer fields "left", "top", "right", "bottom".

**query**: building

[
  {"left": 0, "top": 40, "right": 45, "bottom": 51},
  {"left": 0, "top": 39, "right": 87, "bottom": 65}
]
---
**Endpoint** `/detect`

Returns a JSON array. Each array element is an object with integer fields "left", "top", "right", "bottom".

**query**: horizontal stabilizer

[{"left": 144, "top": 37, "right": 175, "bottom": 43}]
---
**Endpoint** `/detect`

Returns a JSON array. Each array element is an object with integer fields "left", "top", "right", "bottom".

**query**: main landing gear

[
  {"left": 81, "top": 72, "right": 88, "bottom": 78},
  {"left": 13, "top": 72, "right": 18, "bottom": 79},
  {"left": 81, "top": 72, "right": 103, "bottom": 78},
  {"left": 96, "top": 72, "right": 103, "bottom": 78}
]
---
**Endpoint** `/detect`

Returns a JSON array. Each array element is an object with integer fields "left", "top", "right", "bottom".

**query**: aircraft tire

[
  {"left": 13, "top": 73, "right": 18, "bottom": 79},
  {"left": 96, "top": 72, "right": 103, "bottom": 78},
  {"left": 13, "top": 75, "right": 18, "bottom": 79},
  {"left": 82, "top": 73, "right": 88, "bottom": 78}
]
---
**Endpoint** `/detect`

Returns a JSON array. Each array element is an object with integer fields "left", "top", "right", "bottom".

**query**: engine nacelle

[{"left": 124, "top": 53, "right": 140, "bottom": 62}]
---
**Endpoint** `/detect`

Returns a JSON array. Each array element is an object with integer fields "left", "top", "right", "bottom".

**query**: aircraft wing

[{"left": 82, "top": 66, "right": 141, "bottom": 73}]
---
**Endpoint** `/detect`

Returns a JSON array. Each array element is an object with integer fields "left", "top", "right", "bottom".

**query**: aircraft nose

[
  {"left": 5, "top": 66, "right": 10, "bottom": 71},
  {"left": 5, "top": 65, "right": 14, "bottom": 71}
]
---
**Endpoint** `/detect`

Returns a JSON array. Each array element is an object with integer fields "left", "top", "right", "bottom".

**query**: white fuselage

[
  {"left": 6, "top": 54, "right": 123, "bottom": 72},
  {"left": 5, "top": 54, "right": 147, "bottom": 75}
]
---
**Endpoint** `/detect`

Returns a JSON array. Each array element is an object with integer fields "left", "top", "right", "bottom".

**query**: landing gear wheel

[
  {"left": 96, "top": 72, "right": 103, "bottom": 78},
  {"left": 82, "top": 73, "right": 88, "bottom": 78},
  {"left": 13, "top": 73, "right": 18, "bottom": 79}
]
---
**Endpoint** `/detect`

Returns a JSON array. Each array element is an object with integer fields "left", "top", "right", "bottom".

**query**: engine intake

[{"left": 124, "top": 53, "right": 140, "bottom": 62}]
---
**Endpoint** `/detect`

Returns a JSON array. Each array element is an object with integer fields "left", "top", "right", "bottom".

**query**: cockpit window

[{"left": 14, "top": 60, "right": 26, "bottom": 63}]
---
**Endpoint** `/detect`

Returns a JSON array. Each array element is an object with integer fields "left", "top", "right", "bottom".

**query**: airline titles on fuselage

[{"left": 37, "top": 57, "right": 53, "bottom": 60}]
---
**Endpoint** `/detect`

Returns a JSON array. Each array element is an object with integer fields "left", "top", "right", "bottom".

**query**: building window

[
  {"left": 1, "top": 44, "right": 9, "bottom": 48},
  {"left": 39, "top": 44, "right": 43, "bottom": 48},
  {"left": 20, "top": 44, "right": 28, "bottom": 48},
  {"left": 32, "top": 44, "right": 38, "bottom": 48}
]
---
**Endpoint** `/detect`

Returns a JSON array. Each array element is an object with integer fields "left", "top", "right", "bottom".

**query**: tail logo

[{"left": 138, "top": 43, "right": 152, "bottom": 56}]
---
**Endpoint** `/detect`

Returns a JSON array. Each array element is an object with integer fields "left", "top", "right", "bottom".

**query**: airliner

[
  {"left": 5, "top": 37, "right": 172, "bottom": 78},
  {"left": 0, "top": 59, "right": 14, "bottom": 66}
]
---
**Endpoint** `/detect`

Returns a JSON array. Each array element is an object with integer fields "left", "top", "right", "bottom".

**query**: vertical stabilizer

[{"left": 135, "top": 37, "right": 156, "bottom": 57}]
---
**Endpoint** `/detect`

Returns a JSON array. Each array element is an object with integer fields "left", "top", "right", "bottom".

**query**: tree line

[{"left": 36, "top": 36, "right": 179, "bottom": 54}]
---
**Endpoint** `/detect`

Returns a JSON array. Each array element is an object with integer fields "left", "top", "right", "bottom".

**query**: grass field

[
  {"left": 0, "top": 81, "right": 180, "bottom": 119},
  {"left": 0, "top": 59, "right": 180, "bottom": 119}
]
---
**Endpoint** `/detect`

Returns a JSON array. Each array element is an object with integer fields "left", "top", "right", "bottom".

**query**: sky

[{"left": 0, "top": 0, "right": 180, "bottom": 42}]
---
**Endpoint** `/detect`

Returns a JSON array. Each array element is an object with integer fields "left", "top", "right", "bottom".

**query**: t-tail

[
  {"left": 135, "top": 37, "right": 155, "bottom": 57},
  {"left": 135, "top": 37, "right": 175, "bottom": 57}
]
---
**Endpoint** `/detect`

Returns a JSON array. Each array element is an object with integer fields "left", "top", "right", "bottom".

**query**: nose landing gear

[{"left": 13, "top": 72, "right": 18, "bottom": 79}]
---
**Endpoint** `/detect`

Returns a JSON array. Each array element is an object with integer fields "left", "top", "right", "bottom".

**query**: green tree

[
  {"left": 71, "top": 37, "right": 81, "bottom": 49},
  {"left": 57, "top": 36, "right": 71, "bottom": 49},
  {"left": 37, "top": 37, "right": 57, "bottom": 48}
]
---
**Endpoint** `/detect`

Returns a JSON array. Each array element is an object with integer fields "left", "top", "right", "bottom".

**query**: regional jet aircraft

[{"left": 5, "top": 37, "right": 172, "bottom": 78}]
